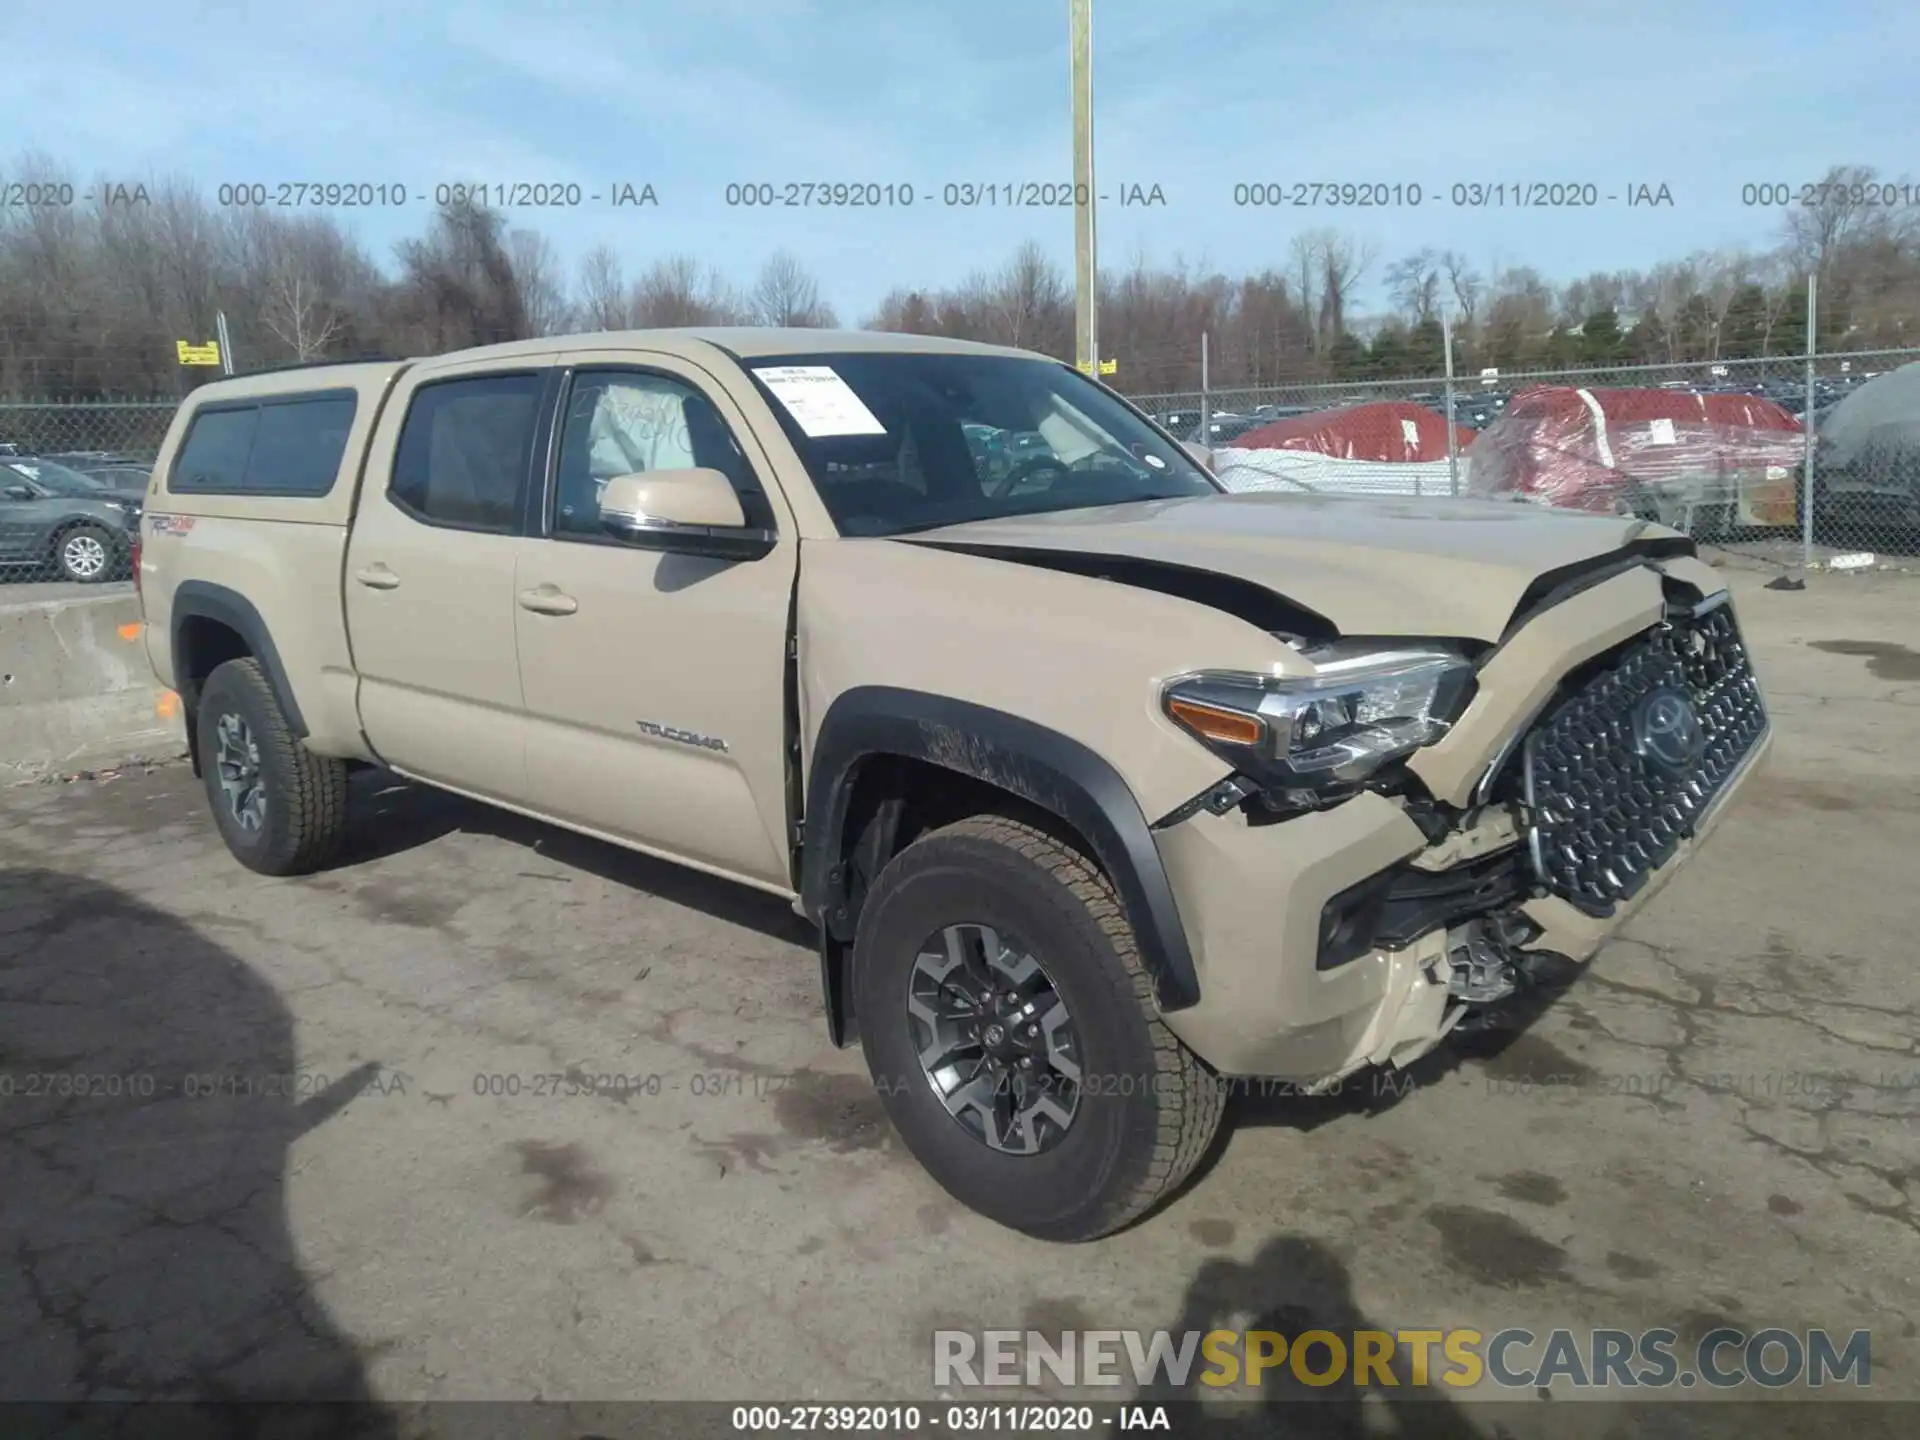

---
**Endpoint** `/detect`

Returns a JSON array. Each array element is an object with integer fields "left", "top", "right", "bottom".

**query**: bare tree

[
  {"left": 749, "top": 250, "right": 836, "bottom": 327},
  {"left": 1783, "top": 164, "right": 1884, "bottom": 278},
  {"left": 630, "top": 254, "right": 743, "bottom": 326},
  {"left": 1440, "top": 250, "right": 1482, "bottom": 330},
  {"left": 391, "top": 196, "right": 530, "bottom": 350},
  {"left": 1287, "top": 233, "right": 1323, "bottom": 354},
  {"left": 1314, "top": 229, "right": 1376, "bottom": 344},
  {"left": 576, "top": 244, "right": 631, "bottom": 330},
  {"left": 1694, "top": 249, "right": 1751, "bottom": 359},
  {"left": 508, "top": 229, "right": 572, "bottom": 336},
  {"left": 1383, "top": 249, "right": 1443, "bottom": 325},
  {"left": 983, "top": 240, "right": 1068, "bottom": 350}
]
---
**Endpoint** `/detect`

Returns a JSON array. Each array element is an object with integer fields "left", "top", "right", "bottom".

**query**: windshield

[
  {"left": 744, "top": 352, "right": 1218, "bottom": 536},
  {"left": 3, "top": 459, "right": 108, "bottom": 496}
]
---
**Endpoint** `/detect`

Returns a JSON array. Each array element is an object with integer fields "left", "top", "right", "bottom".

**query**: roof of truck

[
  {"left": 407, "top": 327, "right": 1046, "bottom": 365},
  {"left": 180, "top": 330, "right": 1057, "bottom": 402},
  {"left": 177, "top": 360, "right": 409, "bottom": 405}
]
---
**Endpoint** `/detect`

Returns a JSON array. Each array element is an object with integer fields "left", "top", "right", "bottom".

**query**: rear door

[
  {"left": 344, "top": 356, "right": 558, "bottom": 802},
  {"left": 511, "top": 350, "right": 799, "bottom": 890}
]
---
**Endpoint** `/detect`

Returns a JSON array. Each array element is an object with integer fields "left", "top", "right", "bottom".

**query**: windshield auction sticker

[{"left": 754, "top": 365, "right": 887, "bottom": 437}]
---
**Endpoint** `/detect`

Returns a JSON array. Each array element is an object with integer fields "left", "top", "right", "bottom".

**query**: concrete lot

[
  {"left": 1, "top": 567, "right": 1915, "bottom": 1436},
  {"left": 0, "top": 578, "right": 135, "bottom": 604}
]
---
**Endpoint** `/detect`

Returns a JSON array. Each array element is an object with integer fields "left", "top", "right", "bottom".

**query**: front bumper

[{"left": 1151, "top": 560, "right": 1772, "bottom": 1082}]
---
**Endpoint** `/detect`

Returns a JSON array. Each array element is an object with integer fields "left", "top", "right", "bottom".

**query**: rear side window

[
  {"left": 172, "top": 408, "right": 258, "bottom": 491},
  {"left": 246, "top": 395, "right": 356, "bottom": 492},
  {"left": 170, "top": 390, "right": 357, "bottom": 495},
  {"left": 389, "top": 373, "right": 543, "bottom": 531}
]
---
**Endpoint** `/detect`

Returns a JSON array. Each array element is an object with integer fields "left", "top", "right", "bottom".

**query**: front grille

[{"left": 1521, "top": 602, "right": 1767, "bottom": 916}]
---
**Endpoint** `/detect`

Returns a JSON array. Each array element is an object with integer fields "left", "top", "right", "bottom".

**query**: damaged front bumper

[{"left": 1150, "top": 560, "right": 1773, "bottom": 1084}]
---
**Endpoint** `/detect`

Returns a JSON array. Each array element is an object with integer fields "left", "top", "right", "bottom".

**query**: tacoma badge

[{"left": 636, "top": 720, "right": 728, "bottom": 752}]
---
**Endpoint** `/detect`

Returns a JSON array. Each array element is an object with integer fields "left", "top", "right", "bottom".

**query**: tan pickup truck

[{"left": 136, "top": 329, "right": 1771, "bottom": 1240}]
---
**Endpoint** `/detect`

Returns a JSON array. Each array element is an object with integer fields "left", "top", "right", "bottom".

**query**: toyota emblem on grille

[{"left": 1633, "top": 688, "right": 1703, "bottom": 772}]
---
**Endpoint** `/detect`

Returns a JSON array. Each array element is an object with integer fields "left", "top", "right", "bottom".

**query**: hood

[{"left": 898, "top": 491, "right": 1680, "bottom": 642}]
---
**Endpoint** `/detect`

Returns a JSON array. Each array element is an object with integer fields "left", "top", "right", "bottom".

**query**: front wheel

[{"left": 852, "top": 816, "right": 1223, "bottom": 1241}]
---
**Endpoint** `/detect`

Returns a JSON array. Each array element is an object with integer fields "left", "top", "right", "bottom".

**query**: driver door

[{"left": 512, "top": 351, "right": 800, "bottom": 891}]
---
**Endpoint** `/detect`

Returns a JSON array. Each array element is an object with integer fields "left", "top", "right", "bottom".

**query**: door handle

[
  {"left": 354, "top": 563, "right": 400, "bottom": 590},
  {"left": 517, "top": 585, "right": 578, "bottom": 616}
]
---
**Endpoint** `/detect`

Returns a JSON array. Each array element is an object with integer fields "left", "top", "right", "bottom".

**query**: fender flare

[
  {"left": 170, "top": 580, "right": 308, "bottom": 737},
  {"left": 802, "top": 687, "right": 1200, "bottom": 1014}
]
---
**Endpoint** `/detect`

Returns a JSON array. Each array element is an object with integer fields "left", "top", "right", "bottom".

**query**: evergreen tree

[{"left": 1329, "top": 330, "right": 1369, "bottom": 379}]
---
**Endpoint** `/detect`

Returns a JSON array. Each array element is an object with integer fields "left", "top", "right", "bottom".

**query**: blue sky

[{"left": 6, "top": 0, "right": 1917, "bottom": 320}]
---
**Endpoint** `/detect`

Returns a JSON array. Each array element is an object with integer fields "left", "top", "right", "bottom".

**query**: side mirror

[
  {"left": 3, "top": 484, "right": 32, "bottom": 500},
  {"left": 1181, "top": 441, "right": 1214, "bottom": 471},
  {"left": 598, "top": 468, "right": 774, "bottom": 561}
]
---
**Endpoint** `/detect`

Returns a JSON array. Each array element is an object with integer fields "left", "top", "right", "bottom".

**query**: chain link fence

[
  {"left": 0, "top": 403, "right": 174, "bottom": 586},
  {"left": 4, "top": 350, "right": 1919, "bottom": 586},
  {"left": 1129, "top": 347, "right": 1920, "bottom": 570}
]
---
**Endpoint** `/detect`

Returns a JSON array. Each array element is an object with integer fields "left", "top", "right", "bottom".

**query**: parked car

[
  {"left": 1212, "top": 401, "right": 1475, "bottom": 498},
  {"left": 1185, "top": 413, "right": 1265, "bottom": 444},
  {"left": 44, "top": 451, "right": 153, "bottom": 491},
  {"left": 0, "top": 454, "right": 145, "bottom": 582},
  {"left": 1805, "top": 360, "right": 1920, "bottom": 542},
  {"left": 1468, "top": 385, "right": 1804, "bottom": 535},
  {"left": 139, "top": 331, "right": 1772, "bottom": 1240}
]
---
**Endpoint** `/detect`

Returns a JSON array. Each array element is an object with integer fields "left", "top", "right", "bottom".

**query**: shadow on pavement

[
  {"left": 328, "top": 770, "right": 814, "bottom": 949},
  {"left": 0, "top": 868, "right": 396, "bottom": 1437},
  {"left": 1138, "top": 1234, "right": 1483, "bottom": 1438}
]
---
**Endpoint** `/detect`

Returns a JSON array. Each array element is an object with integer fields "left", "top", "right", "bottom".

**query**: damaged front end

[{"left": 1150, "top": 561, "right": 1771, "bottom": 1088}]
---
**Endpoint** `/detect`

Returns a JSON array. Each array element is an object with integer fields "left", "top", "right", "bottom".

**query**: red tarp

[
  {"left": 1466, "top": 386, "right": 1805, "bottom": 525},
  {"left": 1233, "top": 401, "right": 1476, "bottom": 461}
]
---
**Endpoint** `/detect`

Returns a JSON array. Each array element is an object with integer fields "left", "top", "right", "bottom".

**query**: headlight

[{"left": 1162, "top": 643, "right": 1476, "bottom": 793}]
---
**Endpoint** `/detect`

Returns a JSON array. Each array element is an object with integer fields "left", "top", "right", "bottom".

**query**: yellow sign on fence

[
  {"left": 1075, "top": 358, "right": 1118, "bottom": 375},
  {"left": 176, "top": 341, "right": 222, "bottom": 366}
]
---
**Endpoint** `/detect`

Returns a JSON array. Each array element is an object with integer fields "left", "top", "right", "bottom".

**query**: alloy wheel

[
  {"left": 61, "top": 532, "right": 107, "bottom": 579},
  {"left": 213, "top": 712, "right": 268, "bottom": 832},
  {"left": 906, "top": 923, "right": 1082, "bottom": 1155}
]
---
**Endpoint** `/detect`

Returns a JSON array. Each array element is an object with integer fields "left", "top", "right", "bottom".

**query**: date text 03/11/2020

[
  {"left": 205, "top": 182, "right": 659, "bottom": 208},
  {"left": 1230, "top": 181, "right": 1676, "bottom": 207},
  {"left": 721, "top": 181, "right": 1168, "bottom": 207}
]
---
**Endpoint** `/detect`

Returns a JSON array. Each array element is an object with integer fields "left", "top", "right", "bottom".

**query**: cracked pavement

[{"left": 0, "top": 568, "right": 1914, "bottom": 1435}]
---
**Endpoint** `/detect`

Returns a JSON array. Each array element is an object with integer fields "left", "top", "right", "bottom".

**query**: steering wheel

[{"left": 988, "top": 455, "right": 1071, "bottom": 498}]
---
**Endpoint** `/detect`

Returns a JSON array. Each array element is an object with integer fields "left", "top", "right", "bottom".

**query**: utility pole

[
  {"left": 1442, "top": 307, "right": 1459, "bottom": 495},
  {"left": 1800, "top": 273, "right": 1818, "bottom": 569},
  {"left": 1070, "top": 0, "right": 1097, "bottom": 375},
  {"left": 1199, "top": 331, "right": 1210, "bottom": 440}
]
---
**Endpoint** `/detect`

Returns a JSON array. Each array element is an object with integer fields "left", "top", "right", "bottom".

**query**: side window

[
  {"left": 243, "top": 394, "right": 357, "bottom": 494},
  {"left": 169, "top": 392, "right": 358, "bottom": 495},
  {"left": 172, "top": 407, "right": 259, "bottom": 491},
  {"left": 551, "top": 370, "right": 774, "bottom": 539},
  {"left": 390, "top": 373, "right": 543, "bottom": 532}
]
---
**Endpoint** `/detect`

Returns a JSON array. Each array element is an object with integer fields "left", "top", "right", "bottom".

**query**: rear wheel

[
  {"left": 197, "top": 658, "right": 349, "bottom": 875},
  {"left": 852, "top": 815, "right": 1223, "bottom": 1240}
]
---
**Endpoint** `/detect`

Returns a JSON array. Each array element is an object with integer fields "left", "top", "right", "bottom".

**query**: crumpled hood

[{"left": 899, "top": 491, "right": 1676, "bottom": 642}]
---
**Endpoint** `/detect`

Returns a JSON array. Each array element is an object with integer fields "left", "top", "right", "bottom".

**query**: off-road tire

[
  {"left": 853, "top": 815, "right": 1223, "bottom": 1241},
  {"left": 197, "top": 657, "right": 348, "bottom": 876}
]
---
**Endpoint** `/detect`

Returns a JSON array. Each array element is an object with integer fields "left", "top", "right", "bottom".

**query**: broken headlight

[{"left": 1162, "top": 643, "right": 1476, "bottom": 794}]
